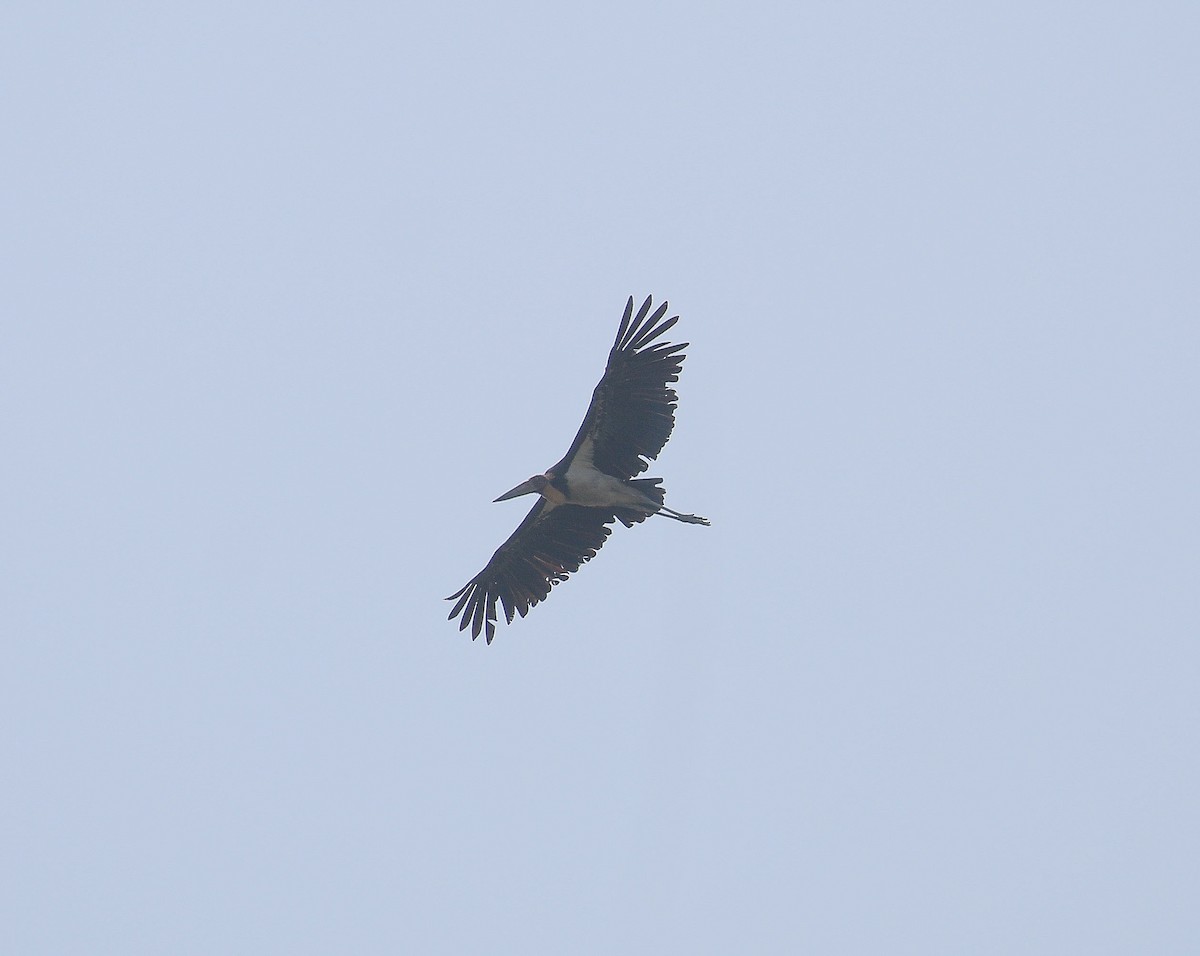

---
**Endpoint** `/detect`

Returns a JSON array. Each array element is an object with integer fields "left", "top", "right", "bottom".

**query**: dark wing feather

[
  {"left": 554, "top": 295, "right": 688, "bottom": 480},
  {"left": 445, "top": 501, "right": 618, "bottom": 643}
]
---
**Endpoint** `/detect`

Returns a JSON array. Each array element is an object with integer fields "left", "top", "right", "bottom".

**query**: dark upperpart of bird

[{"left": 446, "top": 295, "right": 710, "bottom": 643}]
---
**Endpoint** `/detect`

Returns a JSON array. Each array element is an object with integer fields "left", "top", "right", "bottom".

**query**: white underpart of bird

[
  {"left": 562, "top": 459, "right": 658, "bottom": 510},
  {"left": 564, "top": 435, "right": 709, "bottom": 524},
  {"left": 564, "top": 434, "right": 657, "bottom": 510}
]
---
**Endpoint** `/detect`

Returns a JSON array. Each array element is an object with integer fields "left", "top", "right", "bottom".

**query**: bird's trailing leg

[{"left": 655, "top": 505, "right": 711, "bottom": 525}]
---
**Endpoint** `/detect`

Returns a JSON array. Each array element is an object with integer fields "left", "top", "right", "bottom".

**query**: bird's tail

[
  {"left": 616, "top": 479, "right": 711, "bottom": 527},
  {"left": 612, "top": 478, "right": 665, "bottom": 527}
]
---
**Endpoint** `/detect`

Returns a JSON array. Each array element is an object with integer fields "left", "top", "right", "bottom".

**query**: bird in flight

[{"left": 446, "top": 295, "right": 710, "bottom": 643}]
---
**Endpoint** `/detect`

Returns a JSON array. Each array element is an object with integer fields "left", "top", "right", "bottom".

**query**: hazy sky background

[{"left": 3, "top": 2, "right": 1198, "bottom": 953}]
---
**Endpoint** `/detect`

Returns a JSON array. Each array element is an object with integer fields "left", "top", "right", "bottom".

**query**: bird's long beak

[{"left": 494, "top": 478, "right": 541, "bottom": 502}]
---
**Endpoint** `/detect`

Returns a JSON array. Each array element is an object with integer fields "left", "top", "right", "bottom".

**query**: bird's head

[{"left": 494, "top": 473, "right": 550, "bottom": 502}]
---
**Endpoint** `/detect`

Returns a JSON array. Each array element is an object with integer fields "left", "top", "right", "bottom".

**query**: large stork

[{"left": 447, "top": 295, "right": 709, "bottom": 643}]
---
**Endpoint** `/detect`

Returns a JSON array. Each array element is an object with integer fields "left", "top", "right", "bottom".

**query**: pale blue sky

[{"left": 3, "top": 2, "right": 1198, "bottom": 953}]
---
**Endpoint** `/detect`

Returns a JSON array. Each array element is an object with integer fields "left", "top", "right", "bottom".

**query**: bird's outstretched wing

[
  {"left": 553, "top": 295, "right": 688, "bottom": 480},
  {"left": 446, "top": 501, "right": 612, "bottom": 643},
  {"left": 446, "top": 478, "right": 666, "bottom": 643}
]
